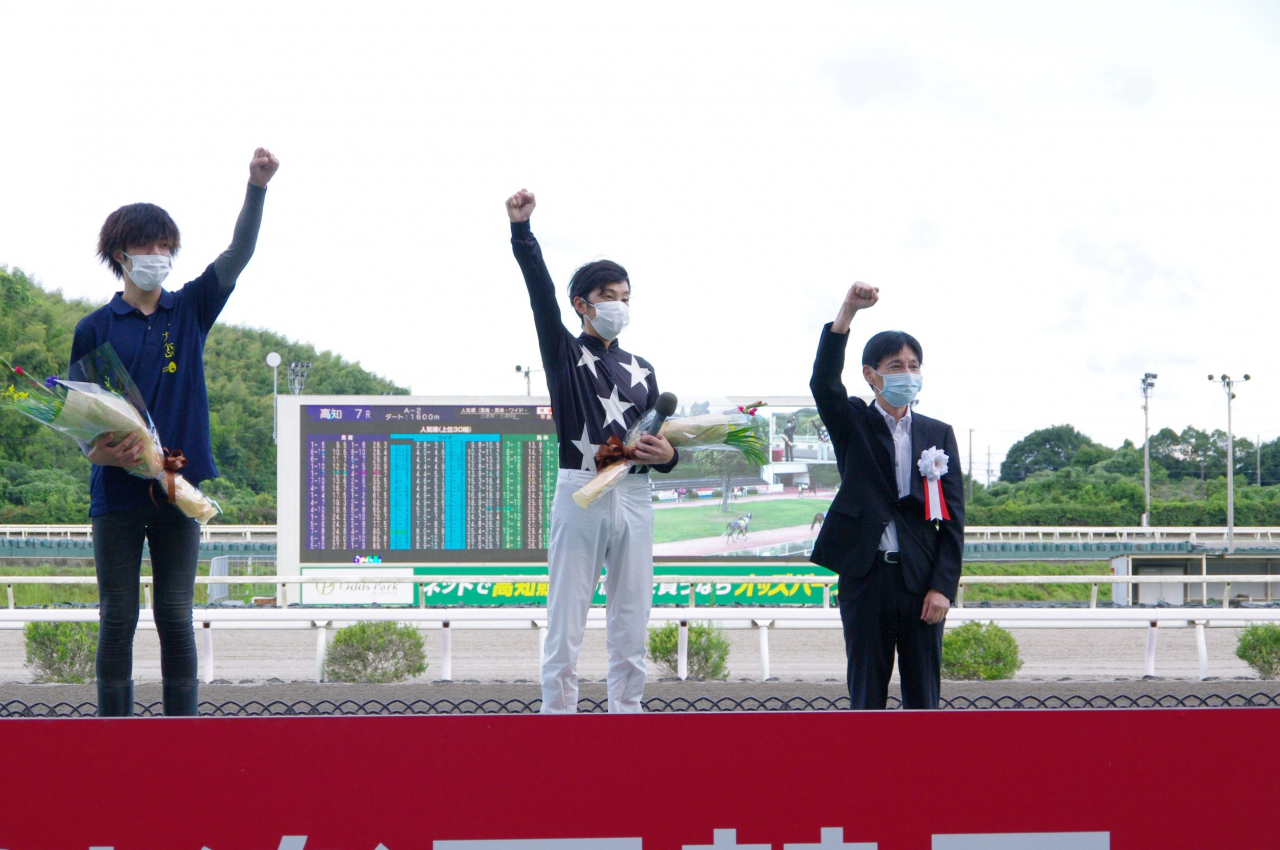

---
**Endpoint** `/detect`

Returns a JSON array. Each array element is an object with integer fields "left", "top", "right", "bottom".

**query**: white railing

[
  {"left": 0, "top": 524, "right": 276, "bottom": 543},
  {"left": 3, "top": 525, "right": 1279, "bottom": 546},
  {"left": 966, "top": 526, "right": 1280, "bottom": 545},
  {"left": 4, "top": 573, "right": 1280, "bottom": 684}
]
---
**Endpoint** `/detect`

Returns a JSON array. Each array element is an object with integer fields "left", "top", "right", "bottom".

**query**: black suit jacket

[{"left": 808, "top": 323, "right": 966, "bottom": 600}]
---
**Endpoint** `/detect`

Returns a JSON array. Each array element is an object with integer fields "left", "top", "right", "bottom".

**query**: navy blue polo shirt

[{"left": 71, "top": 264, "right": 230, "bottom": 517}]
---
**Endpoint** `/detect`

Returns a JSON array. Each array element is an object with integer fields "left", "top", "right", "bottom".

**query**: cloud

[
  {"left": 1101, "top": 65, "right": 1155, "bottom": 108},
  {"left": 901, "top": 218, "right": 939, "bottom": 250},
  {"left": 827, "top": 50, "right": 921, "bottom": 106},
  {"left": 1060, "top": 230, "right": 1199, "bottom": 300}
]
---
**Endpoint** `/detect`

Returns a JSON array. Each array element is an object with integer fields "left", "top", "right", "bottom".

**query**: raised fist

[
  {"left": 506, "top": 189, "right": 536, "bottom": 222},
  {"left": 249, "top": 147, "right": 280, "bottom": 188},
  {"left": 844, "top": 281, "right": 879, "bottom": 311}
]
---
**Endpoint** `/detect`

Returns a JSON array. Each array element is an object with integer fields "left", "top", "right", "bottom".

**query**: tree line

[
  {"left": 971, "top": 424, "right": 1280, "bottom": 526},
  {"left": 3, "top": 265, "right": 1277, "bottom": 526},
  {"left": 0, "top": 265, "right": 406, "bottom": 524}
]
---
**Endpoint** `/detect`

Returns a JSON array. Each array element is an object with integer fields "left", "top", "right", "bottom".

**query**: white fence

[
  {"left": 0, "top": 524, "right": 276, "bottom": 543},
  {"left": 4, "top": 573, "right": 1280, "bottom": 684},
  {"left": 4, "top": 525, "right": 1280, "bottom": 547}
]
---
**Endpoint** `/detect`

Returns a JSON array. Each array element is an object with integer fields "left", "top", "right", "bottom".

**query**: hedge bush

[
  {"left": 24, "top": 621, "right": 98, "bottom": 683},
  {"left": 648, "top": 621, "right": 730, "bottom": 680},
  {"left": 1236, "top": 623, "right": 1280, "bottom": 679},
  {"left": 941, "top": 621, "right": 1023, "bottom": 681},
  {"left": 966, "top": 499, "right": 1280, "bottom": 527},
  {"left": 323, "top": 621, "right": 428, "bottom": 683}
]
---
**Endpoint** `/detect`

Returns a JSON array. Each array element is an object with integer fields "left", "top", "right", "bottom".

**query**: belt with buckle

[{"left": 879, "top": 551, "right": 900, "bottom": 564}]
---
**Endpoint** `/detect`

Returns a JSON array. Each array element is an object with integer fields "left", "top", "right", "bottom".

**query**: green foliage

[
  {"left": 941, "top": 621, "right": 1023, "bottom": 681},
  {"left": 647, "top": 621, "right": 731, "bottom": 680},
  {"left": 962, "top": 562, "right": 1113, "bottom": 603},
  {"left": 1000, "top": 425, "right": 1111, "bottom": 482},
  {"left": 24, "top": 621, "right": 98, "bottom": 683},
  {"left": 807, "top": 463, "right": 841, "bottom": 487},
  {"left": 1236, "top": 623, "right": 1280, "bottom": 679},
  {"left": 0, "top": 264, "right": 407, "bottom": 523},
  {"left": 323, "top": 621, "right": 428, "bottom": 683}
]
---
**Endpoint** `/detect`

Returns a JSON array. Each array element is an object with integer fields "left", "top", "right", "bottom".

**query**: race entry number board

[{"left": 301, "top": 404, "right": 557, "bottom": 563}]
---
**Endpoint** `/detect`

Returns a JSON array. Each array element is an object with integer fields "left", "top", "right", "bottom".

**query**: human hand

[
  {"left": 87, "top": 431, "right": 145, "bottom": 468},
  {"left": 845, "top": 281, "right": 879, "bottom": 311},
  {"left": 920, "top": 589, "right": 951, "bottom": 625},
  {"left": 633, "top": 434, "right": 674, "bottom": 465},
  {"left": 249, "top": 147, "right": 280, "bottom": 188},
  {"left": 832, "top": 281, "right": 879, "bottom": 333},
  {"left": 506, "top": 188, "right": 536, "bottom": 222}
]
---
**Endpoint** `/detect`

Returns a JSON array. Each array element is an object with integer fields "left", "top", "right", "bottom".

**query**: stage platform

[{"left": 1, "top": 705, "right": 1277, "bottom": 848}]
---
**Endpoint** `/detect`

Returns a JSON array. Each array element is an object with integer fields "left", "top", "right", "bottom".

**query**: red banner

[{"left": 0, "top": 708, "right": 1277, "bottom": 849}]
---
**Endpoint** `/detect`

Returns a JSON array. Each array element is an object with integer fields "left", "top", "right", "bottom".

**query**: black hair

[
  {"left": 861, "top": 330, "right": 923, "bottom": 369},
  {"left": 97, "top": 203, "right": 182, "bottom": 280},
  {"left": 567, "top": 259, "right": 629, "bottom": 324}
]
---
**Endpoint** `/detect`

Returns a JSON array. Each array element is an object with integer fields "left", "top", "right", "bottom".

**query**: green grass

[
  {"left": 653, "top": 498, "right": 832, "bottom": 545},
  {"left": 961, "top": 561, "right": 1113, "bottom": 603},
  {"left": 0, "top": 562, "right": 219, "bottom": 607}
]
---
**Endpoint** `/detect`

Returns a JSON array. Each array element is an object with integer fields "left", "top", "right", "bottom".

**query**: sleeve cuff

[
  {"left": 653, "top": 447, "right": 679, "bottom": 475},
  {"left": 510, "top": 219, "right": 532, "bottom": 236}
]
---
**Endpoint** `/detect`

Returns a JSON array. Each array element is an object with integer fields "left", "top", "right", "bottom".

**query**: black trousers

[
  {"left": 92, "top": 502, "right": 200, "bottom": 684},
  {"left": 837, "top": 553, "right": 943, "bottom": 709}
]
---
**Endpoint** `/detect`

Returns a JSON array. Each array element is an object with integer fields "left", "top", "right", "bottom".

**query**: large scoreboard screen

[{"left": 300, "top": 403, "right": 558, "bottom": 563}]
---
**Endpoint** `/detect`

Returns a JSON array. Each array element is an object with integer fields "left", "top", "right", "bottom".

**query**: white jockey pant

[{"left": 542, "top": 468, "right": 654, "bottom": 714}]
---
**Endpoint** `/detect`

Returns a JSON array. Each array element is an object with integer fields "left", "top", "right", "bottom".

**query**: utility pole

[
  {"left": 515, "top": 364, "right": 543, "bottom": 397},
  {"left": 967, "top": 428, "right": 974, "bottom": 502},
  {"left": 1141, "top": 373, "right": 1157, "bottom": 527},
  {"left": 1258, "top": 435, "right": 1263, "bottom": 487},
  {"left": 986, "top": 446, "right": 992, "bottom": 489},
  {"left": 1210, "top": 373, "right": 1251, "bottom": 554}
]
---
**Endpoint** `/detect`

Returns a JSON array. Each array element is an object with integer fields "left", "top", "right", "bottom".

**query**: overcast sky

[{"left": 2, "top": 1, "right": 1278, "bottom": 480}]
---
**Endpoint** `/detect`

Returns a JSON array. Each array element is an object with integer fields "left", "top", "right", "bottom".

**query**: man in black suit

[{"left": 809, "top": 282, "right": 965, "bottom": 709}]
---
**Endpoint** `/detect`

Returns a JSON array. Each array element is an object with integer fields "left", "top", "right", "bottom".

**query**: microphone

[{"left": 644, "top": 392, "right": 679, "bottom": 437}]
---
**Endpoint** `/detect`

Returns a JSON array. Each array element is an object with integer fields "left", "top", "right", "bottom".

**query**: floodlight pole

[
  {"left": 1210, "top": 372, "right": 1251, "bottom": 554},
  {"left": 1141, "top": 373, "right": 1157, "bottom": 526},
  {"left": 266, "top": 352, "right": 282, "bottom": 442}
]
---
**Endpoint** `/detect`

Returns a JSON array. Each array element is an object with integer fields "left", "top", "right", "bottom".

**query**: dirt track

[{"left": 0, "top": 622, "right": 1260, "bottom": 686}]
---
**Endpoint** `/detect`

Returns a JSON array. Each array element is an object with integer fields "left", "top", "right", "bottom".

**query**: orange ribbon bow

[
  {"left": 594, "top": 436, "right": 639, "bottom": 471},
  {"left": 150, "top": 449, "right": 188, "bottom": 507}
]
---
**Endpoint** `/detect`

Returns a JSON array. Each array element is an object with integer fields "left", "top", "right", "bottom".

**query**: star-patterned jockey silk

[{"left": 511, "top": 220, "right": 679, "bottom": 476}]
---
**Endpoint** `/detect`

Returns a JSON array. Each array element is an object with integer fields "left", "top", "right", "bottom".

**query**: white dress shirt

[{"left": 874, "top": 399, "right": 912, "bottom": 552}]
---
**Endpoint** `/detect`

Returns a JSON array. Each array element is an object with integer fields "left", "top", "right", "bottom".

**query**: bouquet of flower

[
  {"left": 572, "top": 398, "right": 769, "bottom": 508},
  {"left": 658, "top": 400, "right": 770, "bottom": 465},
  {"left": 0, "top": 344, "right": 220, "bottom": 524}
]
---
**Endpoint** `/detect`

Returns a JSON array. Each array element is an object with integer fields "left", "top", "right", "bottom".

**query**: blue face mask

[{"left": 873, "top": 369, "right": 922, "bottom": 407}]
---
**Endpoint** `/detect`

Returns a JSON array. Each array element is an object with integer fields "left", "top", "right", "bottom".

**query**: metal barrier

[
  {"left": 5, "top": 573, "right": 1280, "bottom": 684},
  {"left": 4, "top": 691, "right": 1280, "bottom": 718}
]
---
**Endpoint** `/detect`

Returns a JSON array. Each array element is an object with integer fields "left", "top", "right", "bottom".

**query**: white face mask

[
  {"left": 122, "top": 252, "right": 171, "bottom": 291},
  {"left": 587, "top": 300, "right": 630, "bottom": 340}
]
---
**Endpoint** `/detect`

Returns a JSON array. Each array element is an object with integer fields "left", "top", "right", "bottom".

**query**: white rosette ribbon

[{"left": 917, "top": 446, "right": 952, "bottom": 522}]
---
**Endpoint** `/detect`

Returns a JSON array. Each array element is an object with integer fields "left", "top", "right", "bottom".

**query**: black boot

[
  {"left": 162, "top": 677, "right": 200, "bottom": 716},
  {"left": 96, "top": 680, "right": 135, "bottom": 718}
]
